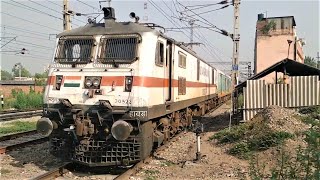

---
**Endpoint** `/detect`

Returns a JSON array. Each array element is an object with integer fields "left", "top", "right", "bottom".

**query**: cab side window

[{"left": 155, "top": 41, "right": 164, "bottom": 66}]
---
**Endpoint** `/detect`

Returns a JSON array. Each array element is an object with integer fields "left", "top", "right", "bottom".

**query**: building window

[
  {"left": 178, "top": 51, "right": 186, "bottom": 68},
  {"left": 155, "top": 41, "right": 164, "bottom": 66},
  {"left": 178, "top": 77, "right": 186, "bottom": 95}
]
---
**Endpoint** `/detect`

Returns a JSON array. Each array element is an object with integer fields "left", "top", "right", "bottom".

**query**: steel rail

[
  {"left": 0, "top": 130, "right": 38, "bottom": 142},
  {"left": 32, "top": 163, "right": 72, "bottom": 180},
  {"left": 0, "top": 110, "right": 43, "bottom": 121},
  {"left": 0, "top": 133, "right": 48, "bottom": 154}
]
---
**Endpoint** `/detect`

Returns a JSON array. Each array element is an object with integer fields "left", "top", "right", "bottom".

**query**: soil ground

[{"left": 130, "top": 103, "right": 250, "bottom": 180}]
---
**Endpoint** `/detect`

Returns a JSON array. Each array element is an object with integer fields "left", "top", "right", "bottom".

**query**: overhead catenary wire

[
  {"left": 27, "top": 0, "right": 87, "bottom": 24},
  {"left": 177, "top": 1, "right": 226, "bottom": 32},
  {"left": 3, "top": 40, "right": 54, "bottom": 50},
  {"left": 1, "top": 25, "right": 55, "bottom": 37},
  {"left": 3, "top": 32, "right": 55, "bottom": 42},
  {"left": 76, "top": 0, "right": 99, "bottom": 10},
  {"left": 3, "top": 1, "right": 82, "bottom": 27},
  {"left": 47, "top": 0, "right": 63, "bottom": 8},
  {"left": 4, "top": 44, "right": 54, "bottom": 55},
  {"left": 148, "top": 0, "right": 190, "bottom": 39},
  {"left": 150, "top": 0, "right": 230, "bottom": 70},
  {"left": 8, "top": 0, "right": 63, "bottom": 21},
  {"left": 170, "top": 0, "right": 231, "bottom": 67},
  {"left": 0, "top": 12, "right": 61, "bottom": 32},
  {"left": 174, "top": 1, "right": 232, "bottom": 58}
]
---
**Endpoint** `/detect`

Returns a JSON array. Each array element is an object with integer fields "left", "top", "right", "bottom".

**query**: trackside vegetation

[
  {"left": 211, "top": 106, "right": 320, "bottom": 179},
  {"left": 0, "top": 88, "right": 43, "bottom": 110}
]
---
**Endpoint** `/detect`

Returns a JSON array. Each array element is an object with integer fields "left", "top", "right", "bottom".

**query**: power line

[
  {"left": 0, "top": 12, "right": 61, "bottom": 32},
  {"left": 47, "top": 0, "right": 63, "bottom": 8},
  {"left": 27, "top": 0, "right": 87, "bottom": 24},
  {"left": 177, "top": 1, "right": 225, "bottom": 32},
  {"left": 152, "top": 0, "right": 229, "bottom": 70},
  {"left": 5, "top": 41, "right": 54, "bottom": 50},
  {"left": 3, "top": 1, "right": 82, "bottom": 27},
  {"left": 28, "top": 0, "right": 63, "bottom": 15},
  {"left": 171, "top": 1, "right": 231, "bottom": 65},
  {"left": 9, "top": 0, "right": 63, "bottom": 20},
  {"left": 4, "top": 44, "right": 54, "bottom": 55},
  {"left": 1, "top": 52, "right": 52, "bottom": 63},
  {"left": 186, "top": 5, "right": 230, "bottom": 17},
  {"left": 148, "top": 0, "right": 190, "bottom": 39},
  {"left": 3, "top": 32, "right": 55, "bottom": 41},
  {"left": 1, "top": 25, "right": 54, "bottom": 37},
  {"left": 174, "top": 1, "right": 231, "bottom": 59},
  {"left": 76, "top": 0, "right": 99, "bottom": 10},
  {"left": 185, "top": 1, "right": 229, "bottom": 8}
]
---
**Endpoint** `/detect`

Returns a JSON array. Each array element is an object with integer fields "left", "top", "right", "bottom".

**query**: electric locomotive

[{"left": 37, "top": 7, "right": 231, "bottom": 167}]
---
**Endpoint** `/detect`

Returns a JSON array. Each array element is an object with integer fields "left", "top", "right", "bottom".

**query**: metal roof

[
  {"left": 57, "top": 21, "right": 160, "bottom": 37},
  {"left": 236, "top": 58, "right": 320, "bottom": 90}
]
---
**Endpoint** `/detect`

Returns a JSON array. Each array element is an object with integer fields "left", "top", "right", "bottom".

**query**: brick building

[{"left": 254, "top": 14, "right": 305, "bottom": 83}]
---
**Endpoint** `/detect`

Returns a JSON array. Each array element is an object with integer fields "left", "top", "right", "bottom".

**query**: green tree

[
  {"left": 34, "top": 71, "right": 48, "bottom": 86},
  {"left": 12, "top": 67, "right": 32, "bottom": 78},
  {"left": 304, "top": 56, "right": 317, "bottom": 68},
  {"left": 1, "top": 70, "right": 13, "bottom": 80}
]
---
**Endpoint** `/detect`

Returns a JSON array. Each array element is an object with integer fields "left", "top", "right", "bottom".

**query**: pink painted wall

[{"left": 255, "top": 17, "right": 304, "bottom": 83}]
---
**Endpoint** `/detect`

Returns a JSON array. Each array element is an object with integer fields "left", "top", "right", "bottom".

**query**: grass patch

[
  {"left": 211, "top": 116, "right": 294, "bottom": 159},
  {"left": 0, "top": 121, "right": 36, "bottom": 136},
  {"left": 144, "top": 169, "right": 159, "bottom": 180},
  {"left": 161, "top": 161, "right": 174, "bottom": 167},
  {"left": 210, "top": 123, "right": 248, "bottom": 144}
]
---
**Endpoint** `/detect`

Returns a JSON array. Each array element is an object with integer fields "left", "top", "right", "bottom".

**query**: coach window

[
  {"left": 178, "top": 51, "right": 186, "bottom": 68},
  {"left": 155, "top": 41, "right": 164, "bottom": 66}
]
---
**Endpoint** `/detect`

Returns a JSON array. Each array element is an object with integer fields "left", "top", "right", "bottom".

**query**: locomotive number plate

[{"left": 129, "top": 111, "right": 147, "bottom": 118}]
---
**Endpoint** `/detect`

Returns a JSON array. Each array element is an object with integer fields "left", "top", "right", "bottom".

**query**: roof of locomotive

[
  {"left": 56, "top": 20, "right": 230, "bottom": 79},
  {"left": 57, "top": 21, "right": 160, "bottom": 37}
]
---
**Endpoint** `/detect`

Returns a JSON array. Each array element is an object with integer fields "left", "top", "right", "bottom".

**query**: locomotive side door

[{"left": 165, "top": 40, "right": 173, "bottom": 102}]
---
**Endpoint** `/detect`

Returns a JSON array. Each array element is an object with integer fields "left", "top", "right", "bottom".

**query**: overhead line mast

[
  {"left": 231, "top": 0, "right": 240, "bottom": 88},
  {"left": 63, "top": 0, "right": 71, "bottom": 31}
]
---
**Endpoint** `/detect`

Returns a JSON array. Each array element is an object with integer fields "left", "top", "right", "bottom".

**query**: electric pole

[
  {"left": 189, "top": 20, "right": 195, "bottom": 49},
  {"left": 231, "top": 0, "right": 240, "bottom": 88},
  {"left": 63, "top": 0, "right": 71, "bottom": 31}
]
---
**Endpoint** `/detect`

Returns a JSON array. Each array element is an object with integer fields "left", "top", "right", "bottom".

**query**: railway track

[
  {"left": 0, "top": 110, "right": 42, "bottom": 121},
  {"left": 0, "top": 130, "right": 48, "bottom": 154},
  {"left": 32, "top": 163, "right": 72, "bottom": 180}
]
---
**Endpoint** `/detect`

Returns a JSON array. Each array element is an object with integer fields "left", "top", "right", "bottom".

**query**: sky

[{"left": 0, "top": 0, "right": 319, "bottom": 76}]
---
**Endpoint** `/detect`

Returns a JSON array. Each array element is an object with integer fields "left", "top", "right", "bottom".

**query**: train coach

[{"left": 36, "top": 7, "right": 231, "bottom": 167}]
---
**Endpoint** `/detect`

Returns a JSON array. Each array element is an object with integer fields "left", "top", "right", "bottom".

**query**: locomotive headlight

[
  {"left": 85, "top": 79, "right": 93, "bottom": 87},
  {"left": 93, "top": 78, "right": 100, "bottom": 87}
]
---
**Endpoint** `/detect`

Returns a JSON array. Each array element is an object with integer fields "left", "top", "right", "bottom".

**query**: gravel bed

[{"left": 0, "top": 142, "right": 64, "bottom": 179}]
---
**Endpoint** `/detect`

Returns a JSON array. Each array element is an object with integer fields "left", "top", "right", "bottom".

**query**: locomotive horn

[
  {"left": 36, "top": 117, "right": 54, "bottom": 136},
  {"left": 111, "top": 120, "right": 133, "bottom": 141}
]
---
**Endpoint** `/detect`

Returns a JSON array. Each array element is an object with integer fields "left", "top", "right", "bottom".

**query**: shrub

[
  {"left": 13, "top": 91, "right": 43, "bottom": 110},
  {"left": 211, "top": 123, "right": 248, "bottom": 144}
]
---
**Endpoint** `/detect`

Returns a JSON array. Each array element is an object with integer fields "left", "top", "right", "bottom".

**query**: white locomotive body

[{"left": 37, "top": 7, "right": 231, "bottom": 166}]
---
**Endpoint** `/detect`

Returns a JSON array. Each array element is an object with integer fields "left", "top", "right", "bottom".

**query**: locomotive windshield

[
  {"left": 55, "top": 37, "right": 94, "bottom": 64},
  {"left": 98, "top": 35, "right": 139, "bottom": 63}
]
